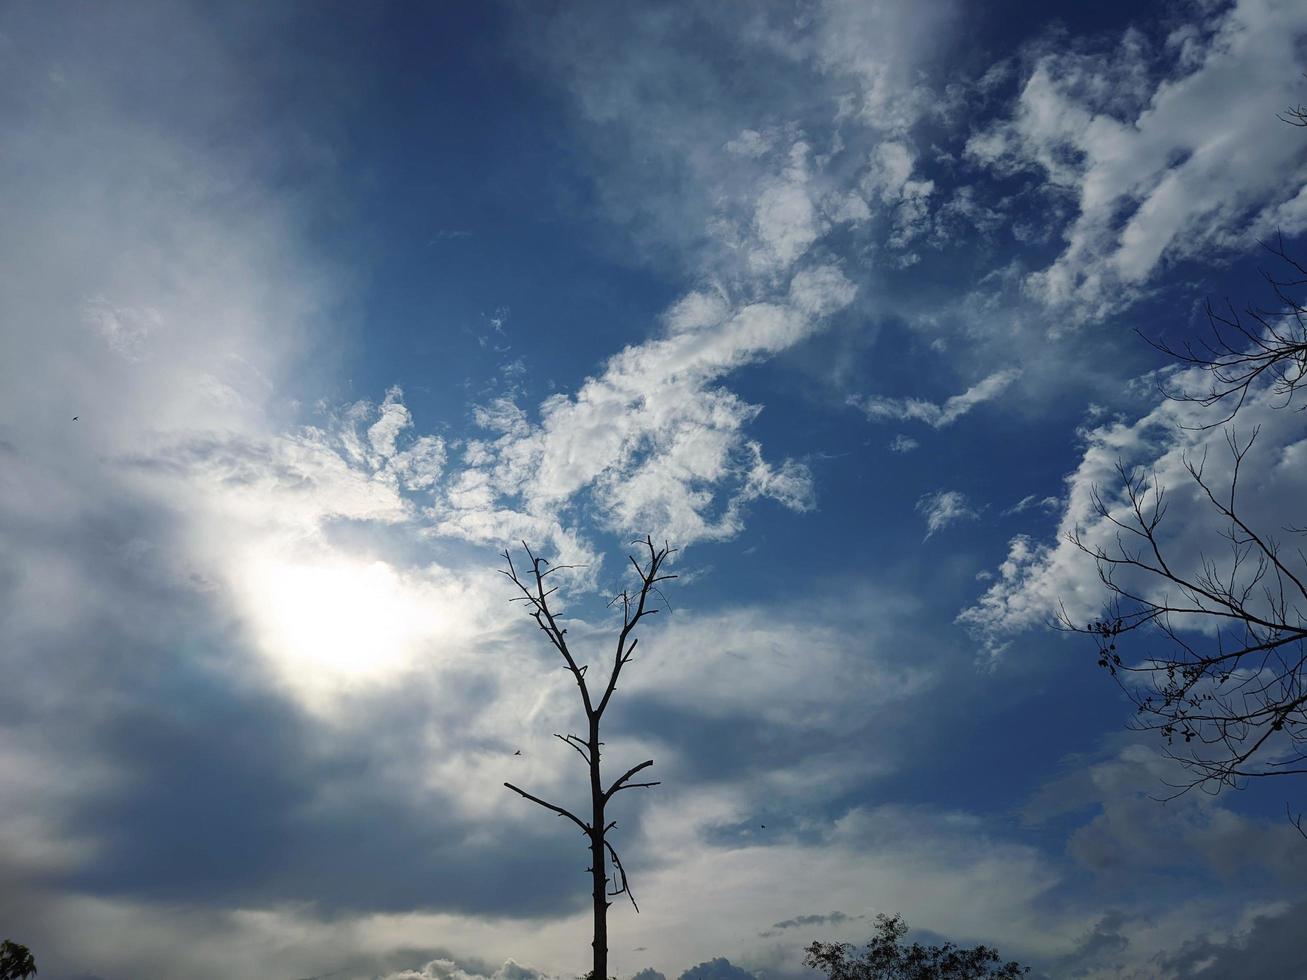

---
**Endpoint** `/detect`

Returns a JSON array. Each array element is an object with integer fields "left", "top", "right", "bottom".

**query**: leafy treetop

[
  {"left": 804, "top": 915, "right": 1028, "bottom": 980},
  {"left": 0, "top": 941, "right": 36, "bottom": 980}
]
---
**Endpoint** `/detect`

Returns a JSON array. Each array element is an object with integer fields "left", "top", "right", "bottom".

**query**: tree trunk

[
  {"left": 500, "top": 540, "right": 676, "bottom": 980},
  {"left": 590, "top": 720, "right": 607, "bottom": 980}
]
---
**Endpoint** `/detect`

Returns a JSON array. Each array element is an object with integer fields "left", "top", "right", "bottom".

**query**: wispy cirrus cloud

[
  {"left": 1002, "top": 493, "right": 1060, "bottom": 517},
  {"left": 852, "top": 369, "right": 1020, "bottom": 429},
  {"left": 518, "top": 0, "right": 960, "bottom": 280},
  {"left": 915, "top": 490, "right": 980, "bottom": 540}
]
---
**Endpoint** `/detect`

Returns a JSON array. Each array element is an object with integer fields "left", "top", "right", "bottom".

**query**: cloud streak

[{"left": 853, "top": 369, "right": 1020, "bottom": 429}]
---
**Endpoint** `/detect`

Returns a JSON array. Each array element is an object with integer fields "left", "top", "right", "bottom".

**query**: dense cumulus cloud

[{"left": 968, "top": 0, "right": 1307, "bottom": 320}]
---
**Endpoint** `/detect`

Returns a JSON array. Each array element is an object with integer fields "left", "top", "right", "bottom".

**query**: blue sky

[{"left": 2, "top": 1, "right": 1307, "bottom": 978}]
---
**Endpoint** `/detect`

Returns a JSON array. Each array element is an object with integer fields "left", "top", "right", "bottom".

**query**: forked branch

[{"left": 605, "top": 759, "right": 659, "bottom": 801}]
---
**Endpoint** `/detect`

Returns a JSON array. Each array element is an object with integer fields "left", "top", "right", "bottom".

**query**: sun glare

[{"left": 241, "top": 551, "right": 447, "bottom": 699}]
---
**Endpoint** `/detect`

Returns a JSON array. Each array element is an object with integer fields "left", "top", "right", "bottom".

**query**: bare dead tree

[
  {"left": 1146, "top": 234, "right": 1307, "bottom": 426},
  {"left": 1057, "top": 428, "right": 1307, "bottom": 808},
  {"left": 501, "top": 537, "right": 675, "bottom": 980}
]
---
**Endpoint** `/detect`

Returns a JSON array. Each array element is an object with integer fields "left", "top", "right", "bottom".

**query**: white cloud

[
  {"left": 788, "top": 263, "right": 860, "bottom": 318},
  {"left": 859, "top": 141, "right": 936, "bottom": 250},
  {"left": 969, "top": 0, "right": 1307, "bottom": 319},
  {"left": 0, "top": 7, "right": 490, "bottom": 723},
  {"left": 383, "top": 959, "right": 554, "bottom": 980},
  {"left": 750, "top": 150, "right": 822, "bottom": 275},
  {"left": 1014, "top": 741, "right": 1307, "bottom": 978},
  {"left": 915, "top": 490, "right": 980, "bottom": 539},
  {"left": 433, "top": 266, "right": 855, "bottom": 550},
  {"left": 811, "top": 0, "right": 959, "bottom": 135},
  {"left": 725, "top": 128, "right": 773, "bottom": 159},
  {"left": 854, "top": 369, "right": 1019, "bottom": 428},
  {"left": 888, "top": 434, "right": 920, "bottom": 453},
  {"left": 1003, "top": 493, "right": 1061, "bottom": 516},
  {"left": 82, "top": 297, "right": 163, "bottom": 360},
  {"left": 1031, "top": 743, "right": 1307, "bottom": 880},
  {"left": 618, "top": 794, "right": 1071, "bottom": 977},
  {"left": 10, "top": 5, "right": 1300, "bottom": 979},
  {"left": 517, "top": 0, "right": 964, "bottom": 288},
  {"left": 960, "top": 364, "right": 1307, "bottom": 657},
  {"left": 631, "top": 597, "right": 934, "bottom": 737}
]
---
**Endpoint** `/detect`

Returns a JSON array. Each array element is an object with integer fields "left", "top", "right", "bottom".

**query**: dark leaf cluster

[
  {"left": 803, "top": 914, "right": 1028, "bottom": 980},
  {"left": 0, "top": 941, "right": 36, "bottom": 980}
]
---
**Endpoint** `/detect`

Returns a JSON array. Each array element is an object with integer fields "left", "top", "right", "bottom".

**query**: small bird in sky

[
  {"left": 514, "top": 749, "right": 522, "bottom": 756},
  {"left": 72, "top": 416, "right": 78, "bottom": 421},
  {"left": 760, "top": 824, "right": 766, "bottom": 829}
]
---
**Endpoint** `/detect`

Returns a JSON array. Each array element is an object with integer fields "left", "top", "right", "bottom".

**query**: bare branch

[
  {"left": 1061, "top": 433, "right": 1307, "bottom": 795},
  {"left": 1144, "top": 237, "right": 1307, "bottom": 427},
  {"left": 503, "top": 782, "right": 591, "bottom": 835},
  {"left": 1279, "top": 83, "right": 1307, "bottom": 129},
  {"left": 605, "top": 759, "right": 658, "bottom": 801},
  {"left": 555, "top": 733, "right": 593, "bottom": 765},
  {"left": 603, "top": 837, "right": 640, "bottom": 913},
  {"left": 501, "top": 546, "right": 597, "bottom": 719},
  {"left": 597, "top": 537, "right": 675, "bottom": 720}
]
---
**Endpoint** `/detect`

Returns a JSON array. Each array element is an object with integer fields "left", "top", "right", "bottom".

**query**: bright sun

[{"left": 239, "top": 549, "right": 449, "bottom": 700}]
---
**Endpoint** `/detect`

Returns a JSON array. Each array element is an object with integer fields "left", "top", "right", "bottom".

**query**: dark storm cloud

[
  {"left": 1032, "top": 910, "right": 1132, "bottom": 980},
  {"left": 0, "top": 480, "right": 589, "bottom": 918},
  {"left": 759, "top": 910, "right": 857, "bottom": 938},
  {"left": 1151, "top": 900, "right": 1307, "bottom": 980},
  {"left": 56, "top": 668, "right": 579, "bottom": 917}
]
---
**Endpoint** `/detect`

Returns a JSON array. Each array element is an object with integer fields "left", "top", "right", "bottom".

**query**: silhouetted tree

[
  {"left": 804, "top": 914, "right": 1028, "bottom": 980},
  {"left": 1147, "top": 100, "right": 1307, "bottom": 424},
  {"left": 1060, "top": 432, "right": 1307, "bottom": 798},
  {"left": 502, "top": 537, "right": 675, "bottom": 980},
  {"left": 1149, "top": 235, "right": 1307, "bottom": 425},
  {"left": 0, "top": 941, "right": 36, "bottom": 980},
  {"left": 1063, "top": 106, "right": 1307, "bottom": 824}
]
